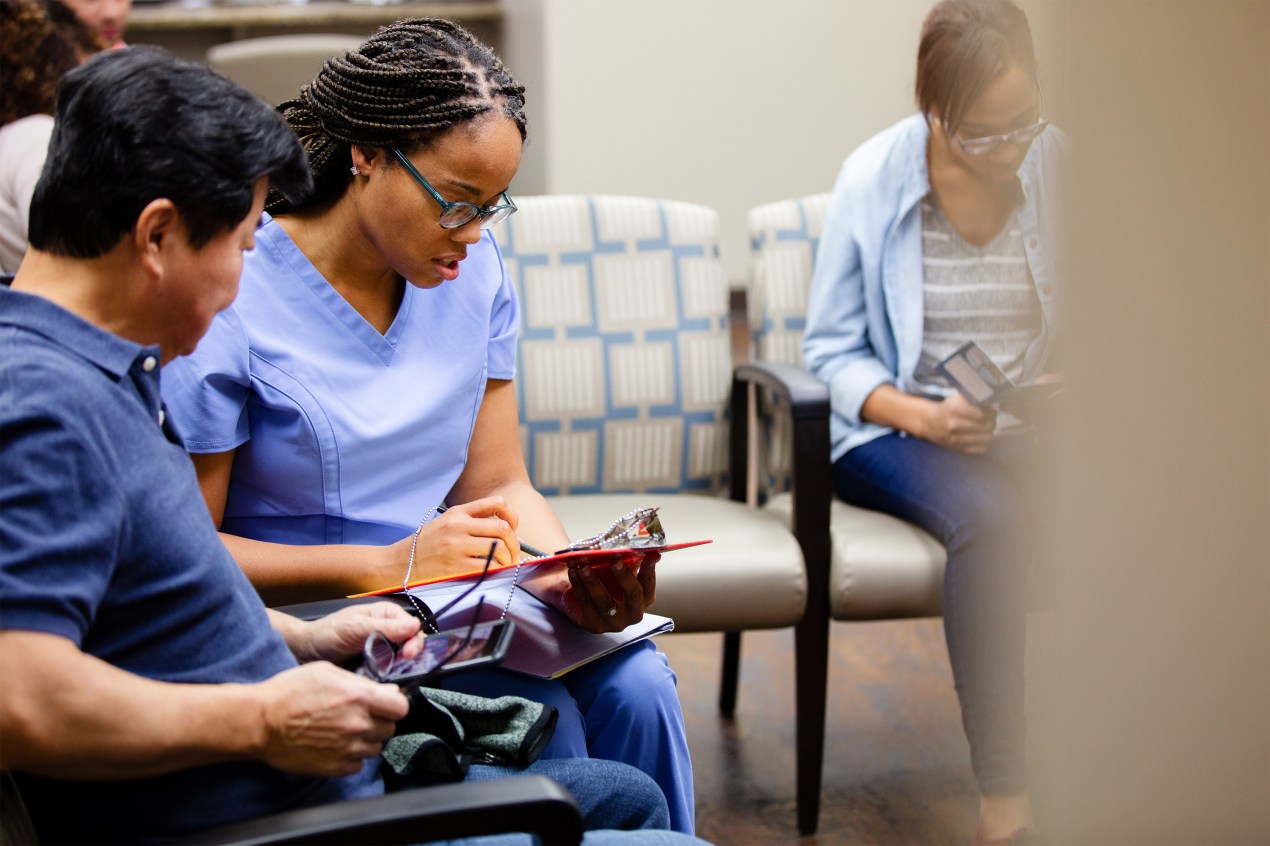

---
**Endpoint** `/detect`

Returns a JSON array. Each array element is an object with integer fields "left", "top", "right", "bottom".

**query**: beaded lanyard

[{"left": 402, "top": 506, "right": 523, "bottom": 633}]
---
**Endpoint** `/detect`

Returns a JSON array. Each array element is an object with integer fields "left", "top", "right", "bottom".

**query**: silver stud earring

[{"left": 350, "top": 166, "right": 360, "bottom": 176}]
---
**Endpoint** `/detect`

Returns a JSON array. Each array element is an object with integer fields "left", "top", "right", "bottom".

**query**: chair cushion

[
  {"left": 763, "top": 493, "right": 946, "bottom": 621},
  {"left": 545, "top": 493, "right": 806, "bottom": 632}
]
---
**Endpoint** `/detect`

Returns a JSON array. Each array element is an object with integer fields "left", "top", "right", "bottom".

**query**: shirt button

[
  {"left": 1029, "top": 239, "right": 1038, "bottom": 249},
  {"left": 159, "top": 409, "right": 166, "bottom": 426},
  {"left": 142, "top": 356, "right": 158, "bottom": 372}
]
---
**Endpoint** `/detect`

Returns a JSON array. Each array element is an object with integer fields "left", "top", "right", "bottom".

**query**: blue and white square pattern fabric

[
  {"left": 497, "top": 196, "right": 730, "bottom": 496},
  {"left": 746, "top": 193, "right": 833, "bottom": 493},
  {"left": 746, "top": 193, "right": 832, "bottom": 368}
]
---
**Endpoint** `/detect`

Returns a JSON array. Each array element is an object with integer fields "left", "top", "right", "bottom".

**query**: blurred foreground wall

[{"left": 1030, "top": 2, "right": 1269, "bottom": 842}]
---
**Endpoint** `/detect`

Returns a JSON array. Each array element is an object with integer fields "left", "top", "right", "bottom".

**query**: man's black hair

[{"left": 28, "top": 46, "right": 312, "bottom": 257}]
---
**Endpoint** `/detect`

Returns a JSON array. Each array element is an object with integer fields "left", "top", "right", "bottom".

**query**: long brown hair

[{"left": 916, "top": 0, "right": 1037, "bottom": 138}]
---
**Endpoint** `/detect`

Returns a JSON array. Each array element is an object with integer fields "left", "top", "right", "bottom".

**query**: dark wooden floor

[{"left": 658, "top": 619, "right": 979, "bottom": 846}]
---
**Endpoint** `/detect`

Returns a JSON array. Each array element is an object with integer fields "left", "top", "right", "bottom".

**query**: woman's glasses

[
  {"left": 955, "top": 88, "right": 1049, "bottom": 156},
  {"left": 956, "top": 116, "right": 1050, "bottom": 156},
  {"left": 391, "top": 147, "right": 517, "bottom": 230}
]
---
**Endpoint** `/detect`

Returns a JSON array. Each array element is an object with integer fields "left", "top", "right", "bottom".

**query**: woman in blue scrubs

[{"left": 162, "top": 19, "right": 694, "bottom": 833}]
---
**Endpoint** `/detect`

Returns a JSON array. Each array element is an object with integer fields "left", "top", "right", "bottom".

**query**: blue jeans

[
  {"left": 444, "top": 759, "right": 711, "bottom": 846},
  {"left": 832, "top": 432, "right": 1036, "bottom": 794},
  {"left": 442, "top": 640, "right": 694, "bottom": 833}
]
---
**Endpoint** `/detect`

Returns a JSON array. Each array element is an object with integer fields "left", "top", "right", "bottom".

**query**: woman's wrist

[
  {"left": 369, "top": 541, "right": 409, "bottom": 595},
  {"left": 862, "top": 384, "right": 937, "bottom": 440}
]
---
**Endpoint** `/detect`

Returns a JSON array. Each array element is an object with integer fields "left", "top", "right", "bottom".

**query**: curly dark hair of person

[
  {"left": 0, "top": 0, "right": 105, "bottom": 126},
  {"left": 268, "top": 17, "right": 527, "bottom": 214}
]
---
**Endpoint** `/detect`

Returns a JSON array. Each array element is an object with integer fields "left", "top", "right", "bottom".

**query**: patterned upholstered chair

[
  {"left": 734, "top": 194, "right": 948, "bottom": 833},
  {"left": 494, "top": 195, "right": 827, "bottom": 833}
]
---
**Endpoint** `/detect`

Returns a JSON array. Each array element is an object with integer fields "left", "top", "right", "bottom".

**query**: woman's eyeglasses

[
  {"left": 956, "top": 116, "right": 1050, "bottom": 156},
  {"left": 391, "top": 147, "right": 517, "bottom": 230},
  {"left": 955, "top": 87, "right": 1049, "bottom": 156}
]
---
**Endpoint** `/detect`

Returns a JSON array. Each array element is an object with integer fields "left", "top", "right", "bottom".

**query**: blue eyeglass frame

[{"left": 390, "top": 147, "right": 517, "bottom": 230}]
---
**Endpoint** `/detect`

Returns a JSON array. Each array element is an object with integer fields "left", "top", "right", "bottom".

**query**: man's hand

[
  {"left": 918, "top": 394, "right": 997, "bottom": 454},
  {"left": 255, "top": 662, "right": 409, "bottom": 776},
  {"left": 287, "top": 602, "right": 422, "bottom": 666}
]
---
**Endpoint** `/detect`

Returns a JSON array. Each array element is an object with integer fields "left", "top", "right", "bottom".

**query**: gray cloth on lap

[{"left": 381, "top": 688, "right": 558, "bottom": 788}]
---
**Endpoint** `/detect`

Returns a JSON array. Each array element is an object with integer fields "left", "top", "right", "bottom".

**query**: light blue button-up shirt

[{"left": 803, "top": 114, "right": 1066, "bottom": 461}]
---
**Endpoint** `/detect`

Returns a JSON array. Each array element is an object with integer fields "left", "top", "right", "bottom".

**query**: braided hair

[{"left": 269, "top": 17, "right": 527, "bottom": 213}]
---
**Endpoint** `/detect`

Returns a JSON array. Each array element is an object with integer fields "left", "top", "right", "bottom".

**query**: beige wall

[
  {"left": 501, "top": 0, "right": 1063, "bottom": 283},
  {"left": 1028, "top": 2, "right": 1269, "bottom": 841},
  {"left": 500, "top": 0, "right": 928, "bottom": 283}
]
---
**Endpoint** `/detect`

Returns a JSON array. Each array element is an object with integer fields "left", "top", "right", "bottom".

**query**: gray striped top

[{"left": 913, "top": 195, "right": 1042, "bottom": 398}]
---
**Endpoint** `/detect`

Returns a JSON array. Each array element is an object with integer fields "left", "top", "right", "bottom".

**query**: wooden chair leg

[
  {"left": 794, "top": 601, "right": 830, "bottom": 835},
  {"left": 719, "top": 631, "right": 742, "bottom": 716}
]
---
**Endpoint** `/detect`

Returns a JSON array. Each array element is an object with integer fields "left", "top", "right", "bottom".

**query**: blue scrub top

[{"left": 162, "top": 214, "right": 520, "bottom": 546}]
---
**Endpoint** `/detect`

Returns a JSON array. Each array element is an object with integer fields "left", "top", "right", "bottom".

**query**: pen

[
  {"left": 436, "top": 503, "right": 548, "bottom": 558},
  {"left": 518, "top": 539, "right": 549, "bottom": 557}
]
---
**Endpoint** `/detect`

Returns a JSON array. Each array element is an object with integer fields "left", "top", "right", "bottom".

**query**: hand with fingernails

[{"left": 559, "top": 551, "right": 660, "bottom": 633}]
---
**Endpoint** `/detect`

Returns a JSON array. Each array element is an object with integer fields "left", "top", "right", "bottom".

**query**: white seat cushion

[
  {"left": 545, "top": 493, "right": 806, "bottom": 632},
  {"left": 764, "top": 493, "right": 946, "bottom": 621}
]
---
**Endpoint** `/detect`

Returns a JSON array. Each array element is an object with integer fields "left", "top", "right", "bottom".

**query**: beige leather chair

[
  {"left": 205, "top": 34, "right": 364, "bottom": 107},
  {"left": 732, "top": 194, "right": 947, "bottom": 834},
  {"left": 494, "top": 195, "right": 826, "bottom": 834}
]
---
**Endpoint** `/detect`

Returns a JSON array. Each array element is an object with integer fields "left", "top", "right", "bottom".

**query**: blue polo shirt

[{"left": 0, "top": 284, "right": 378, "bottom": 843}]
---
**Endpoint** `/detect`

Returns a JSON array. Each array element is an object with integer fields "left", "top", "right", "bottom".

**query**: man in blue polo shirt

[{"left": 0, "top": 47, "right": 704, "bottom": 846}]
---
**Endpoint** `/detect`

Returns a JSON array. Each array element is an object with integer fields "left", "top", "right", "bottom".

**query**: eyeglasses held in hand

[
  {"left": 360, "top": 596, "right": 509, "bottom": 692},
  {"left": 391, "top": 147, "right": 517, "bottom": 230},
  {"left": 403, "top": 542, "right": 498, "bottom": 634}
]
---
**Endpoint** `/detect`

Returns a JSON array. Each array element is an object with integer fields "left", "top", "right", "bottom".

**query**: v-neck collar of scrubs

[{"left": 258, "top": 213, "right": 415, "bottom": 366}]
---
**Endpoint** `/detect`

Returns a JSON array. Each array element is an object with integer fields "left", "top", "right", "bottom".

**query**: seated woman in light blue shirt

[
  {"left": 161, "top": 19, "right": 694, "bottom": 834},
  {"left": 802, "top": 1, "right": 1064, "bottom": 844}
]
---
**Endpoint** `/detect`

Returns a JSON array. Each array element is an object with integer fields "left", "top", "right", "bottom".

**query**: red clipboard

[{"left": 350, "top": 539, "right": 712, "bottom": 598}]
